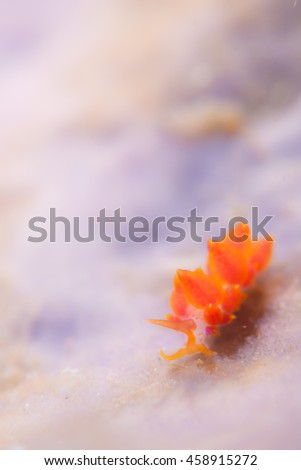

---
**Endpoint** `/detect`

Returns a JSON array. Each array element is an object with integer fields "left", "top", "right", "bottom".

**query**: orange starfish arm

[
  {"left": 147, "top": 318, "right": 215, "bottom": 360},
  {"left": 160, "top": 343, "right": 216, "bottom": 361},
  {"left": 147, "top": 317, "right": 196, "bottom": 333},
  {"left": 159, "top": 329, "right": 216, "bottom": 361}
]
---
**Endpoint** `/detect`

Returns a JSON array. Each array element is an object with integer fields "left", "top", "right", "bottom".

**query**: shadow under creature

[{"left": 212, "top": 281, "right": 269, "bottom": 358}]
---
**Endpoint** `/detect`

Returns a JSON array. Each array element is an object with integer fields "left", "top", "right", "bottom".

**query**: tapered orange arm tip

[
  {"left": 160, "top": 342, "right": 216, "bottom": 361},
  {"left": 147, "top": 318, "right": 196, "bottom": 333}
]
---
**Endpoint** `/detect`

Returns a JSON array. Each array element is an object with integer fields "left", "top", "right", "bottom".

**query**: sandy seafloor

[{"left": 0, "top": 0, "right": 301, "bottom": 449}]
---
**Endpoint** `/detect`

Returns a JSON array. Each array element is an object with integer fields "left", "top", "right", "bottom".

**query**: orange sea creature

[{"left": 148, "top": 222, "right": 273, "bottom": 360}]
